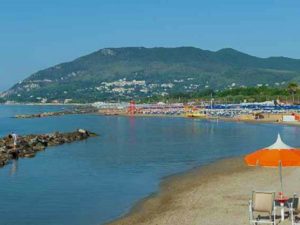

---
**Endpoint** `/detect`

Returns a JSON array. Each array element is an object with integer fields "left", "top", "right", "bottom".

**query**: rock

[
  {"left": 32, "top": 144, "right": 45, "bottom": 151},
  {"left": 8, "top": 150, "right": 19, "bottom": 159},
  {"left": 24, "top": 153, "right": 35, "bottom": 158}
]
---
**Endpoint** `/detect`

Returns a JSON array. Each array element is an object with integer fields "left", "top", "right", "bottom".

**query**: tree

[{"left": 287, "top": 82, "right": 298, "bottom": 104}]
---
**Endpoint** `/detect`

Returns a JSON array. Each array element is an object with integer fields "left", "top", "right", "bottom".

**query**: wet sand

[{"left": 108, "top": 157, "right": 299, "bottom": 225}]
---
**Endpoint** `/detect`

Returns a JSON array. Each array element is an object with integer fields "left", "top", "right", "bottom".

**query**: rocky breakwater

[
  {"left": 15, "top": 111, "right": 73, "bottom": 118},
  {"left": 0, "top": 129, "right": 97, "bottom": 167},
  {"left": 15, "top": 106, "right": 98, "bottom": 119}
]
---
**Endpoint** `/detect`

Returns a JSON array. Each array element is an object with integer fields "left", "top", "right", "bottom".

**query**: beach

[{"left": 108, "top": 157, "right": 298, "bottom": 225}]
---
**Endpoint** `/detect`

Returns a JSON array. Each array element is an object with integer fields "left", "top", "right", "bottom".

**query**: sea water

[{"left": 0, "top": 105, "right": 299, "bottom": 225}]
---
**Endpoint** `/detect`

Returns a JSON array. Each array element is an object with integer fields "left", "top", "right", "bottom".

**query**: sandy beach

[{"left": 108, "top": 157, "right": 299, "bottom": 225}]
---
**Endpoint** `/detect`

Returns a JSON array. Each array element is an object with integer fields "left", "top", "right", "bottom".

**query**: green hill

[{"left": 2, "top": 47, "right": 300, "bottom": 103}]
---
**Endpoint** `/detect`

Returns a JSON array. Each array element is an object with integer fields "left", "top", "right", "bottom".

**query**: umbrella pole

[{"left": 279, "top": 161, "right": 283, "bottom": 193}]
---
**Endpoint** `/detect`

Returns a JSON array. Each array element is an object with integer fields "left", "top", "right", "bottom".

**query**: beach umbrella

[{"left": 245, "top": 134, "right": 300, "bottom": 192}]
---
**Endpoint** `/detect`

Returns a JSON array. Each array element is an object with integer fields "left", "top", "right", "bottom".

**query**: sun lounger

[
  {"left": 289, "top": 194, "right": 300, "bottom": 225},
  {"left": 249, "top": 191, "right": 276, "bottom": 225}
]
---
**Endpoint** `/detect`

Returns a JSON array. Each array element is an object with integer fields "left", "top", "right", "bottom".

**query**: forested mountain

[{"left": 2, "top": 47, "right": 300, "bottom": 103}]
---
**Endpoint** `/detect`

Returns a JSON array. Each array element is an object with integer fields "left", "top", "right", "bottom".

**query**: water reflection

[
  {"left": 9, "top": 159, "right": 18, "bottom": 176},
  {"left": 129, "top": 116, "right": 136, "bottom": 144}
]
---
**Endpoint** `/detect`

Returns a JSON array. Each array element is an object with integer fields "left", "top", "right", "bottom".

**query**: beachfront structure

[{"left": 91, "top": 100, "right": 300, "bottom": 122}]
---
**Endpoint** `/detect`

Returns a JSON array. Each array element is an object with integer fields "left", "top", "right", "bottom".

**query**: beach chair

[
  {"left": 289, "top": 194, "right": 300, "bottom": 225},
  {"left": 249, "top": 191, "right": 276, "bottom": 225}
]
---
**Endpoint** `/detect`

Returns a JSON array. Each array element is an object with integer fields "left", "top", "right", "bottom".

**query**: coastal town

[{"left": 1, "top": 76, "right": 290, "bottom": 104}]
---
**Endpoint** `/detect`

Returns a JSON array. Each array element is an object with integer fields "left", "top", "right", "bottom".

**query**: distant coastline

[{"left": 7, "top": 103, "right": 300, "bottom": 128}]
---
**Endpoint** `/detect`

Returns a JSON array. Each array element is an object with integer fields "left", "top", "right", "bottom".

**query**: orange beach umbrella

[{"left": 245, "top": 134, "right": 300, "bottom": 192}]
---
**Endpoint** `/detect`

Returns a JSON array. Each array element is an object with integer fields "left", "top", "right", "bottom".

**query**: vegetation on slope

[
  {"left": 142, "top": 83, "right": 300, "bottom": 104},
  {"left": 2, "top": 47, "right": 300, "bottom": 103}
]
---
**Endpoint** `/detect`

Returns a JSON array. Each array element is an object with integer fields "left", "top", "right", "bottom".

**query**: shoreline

[
  {"left": 107, "top": 156, "right": 298, "bottom": 225},
  {"left": 100, "top": 112, "right": 300, "bottom": 127},
  {"left": 5, "top": 103, "right": 300, "bottom": 128}
]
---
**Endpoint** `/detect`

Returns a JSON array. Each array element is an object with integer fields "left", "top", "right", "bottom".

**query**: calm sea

[{"left": 0, "top": 105, "right": 299, "bottom": 225}]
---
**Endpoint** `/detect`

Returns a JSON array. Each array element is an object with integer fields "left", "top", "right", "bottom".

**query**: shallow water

[{"left": 0, "top": 105, "right": 299, "bottom": 225}]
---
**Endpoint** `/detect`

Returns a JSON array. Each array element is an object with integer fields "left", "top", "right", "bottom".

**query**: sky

[{"left": 1, "top": 0, "right": 300, "bottom": 91}]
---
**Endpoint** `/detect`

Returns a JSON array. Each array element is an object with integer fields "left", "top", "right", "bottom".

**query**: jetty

[
  {"left": 14, "top": 106, "right": 98, "bottom": 119},
  {"left": 0, "top": 129, "right": 97, "bottom": 167},
  {"left": 14, "top": 111, "right": 75, "bottom": 118}
]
